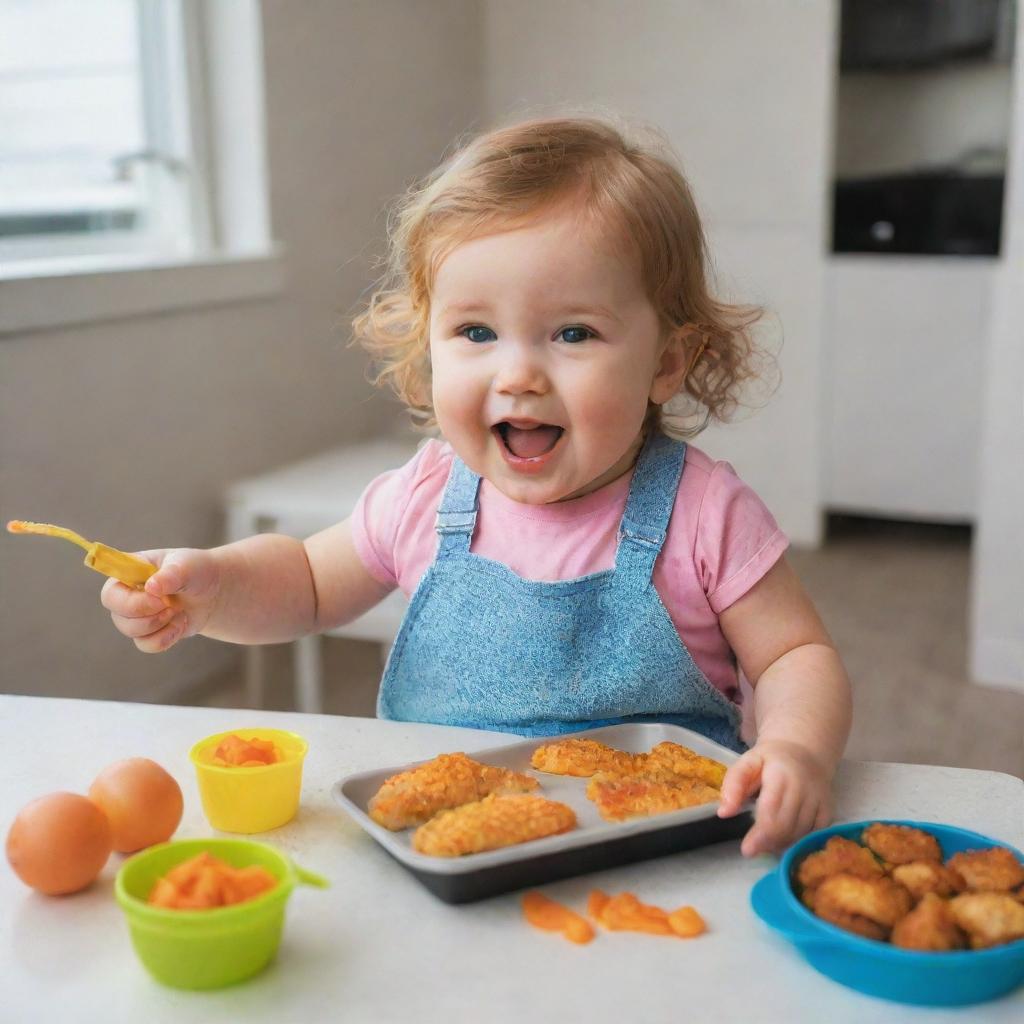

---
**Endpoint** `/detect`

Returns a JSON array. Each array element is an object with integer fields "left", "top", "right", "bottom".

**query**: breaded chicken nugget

[
  {"left": 947, "top": 847, "right": 1024, "bottom": 893},
  {"left": 862, "top": 823, "right": 942, "bottom": 865},
  {"left": 530, "top": 738, "right": 645, "bottom": 777},
  {"left": 586, "top": 773, "right": 720, "bottom": 821},
  {"left": 368, "top": 752, "right": 538, "bottom": 830},
  {"left": 891, "top": 860, "right": 966, "bottom": 901},
  {"left": 644, "top": 741, "right": 727, "bottom": 789},
  {"left": 812, "top": 873, "right": 913, "bottom": 940},
  {"left": 796, "top": 836, "right": 885, "bottom": 891},
  {"left": 807, "top": 894, "right": 888, "bottom": 942},
  {"left": 411, "top": 793, "right": 576, "bottom": 857},
  {"left": 891, "top": 893, "right": 967, "bottom": 951},
  {"left": 948, "top": 892, "right": 1024, "bottom": 949}
]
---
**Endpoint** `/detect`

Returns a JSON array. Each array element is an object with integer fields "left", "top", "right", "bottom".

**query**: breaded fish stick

[
  {"left": 586, "top": 773, "right": 719, "bottom": 822},
  {"left": 643, "top": 741, "right": 727, "bottom": 789},
  {"left": 412, "top": 794, "right": 576, "bottom": 857},
  {"left": 368, "top": 752, "right": 537, "bottom": 830},
  {"left": 530, "top": 738, "right": 727, "bottom": 789},
  {"left": 530, "top": 738, "right": 645, "bottom": 777}
]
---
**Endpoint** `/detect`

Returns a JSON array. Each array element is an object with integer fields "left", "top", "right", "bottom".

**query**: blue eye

[
  {"left": 461, "top": 325, "right": 496, "bottom": 344},
  {"left": 558, "top": 326, "right": 593, "bottom": 344}
]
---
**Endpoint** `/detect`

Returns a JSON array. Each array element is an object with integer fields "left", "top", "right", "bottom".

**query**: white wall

[
  {"left": 0, "top": 0, "right": 481, "bottom": 702},
  {"left": 824, "top": 257, "right": 992, "bottom": 521},
  {"left": 481, "top": 0, "right": 837, "bottom": 545},
  {"left": 971, "top": 11, "right": 1024, "bottom": 691}
]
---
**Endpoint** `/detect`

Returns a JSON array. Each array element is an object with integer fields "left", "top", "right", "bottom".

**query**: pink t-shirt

[{"left": 351, "top": 439, "right": 788, "bottom": 706}]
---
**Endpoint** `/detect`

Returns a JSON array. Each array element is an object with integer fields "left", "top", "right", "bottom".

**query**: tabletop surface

[{"left": 2, "top": 695, "right": 1022, "bottom": 1024}]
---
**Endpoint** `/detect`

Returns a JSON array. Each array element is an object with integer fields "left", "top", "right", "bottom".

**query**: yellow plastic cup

[
  {"left": 115, "top": 837, "right": 328, "bottom": 990},
  {"left": 190, "top": 728, "right": 308, "bottom": 833}
]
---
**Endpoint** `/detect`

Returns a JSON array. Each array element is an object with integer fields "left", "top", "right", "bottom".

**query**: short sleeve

[
  {"left": 350, "top": 441, "right": 440, "bottom": 587},
  {"left": 694, "top": 462, "right": 789, "bottom": 614}
]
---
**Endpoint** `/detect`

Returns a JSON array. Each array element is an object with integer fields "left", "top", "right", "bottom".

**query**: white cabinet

[{"left": 824, "top": 257, "right": 994, "bottom": 521}]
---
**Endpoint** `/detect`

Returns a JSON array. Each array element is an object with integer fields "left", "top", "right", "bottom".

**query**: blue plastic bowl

[{"left": 751, "top": 820, "right": 1024, "bottom": 1006}]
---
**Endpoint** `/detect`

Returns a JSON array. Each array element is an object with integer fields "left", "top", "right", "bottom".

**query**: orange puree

[
  {"left": 589, "top": 889, "right": 707, "bottom": 938},
  {"left": 148, "top": 852, "right": 277, "bottom": 909},
  {"left": 211, "top": 734, "right": 280, "bottom": 767},
  {"left": 522, "top": 891, "right": 595, "bottom": 944}
]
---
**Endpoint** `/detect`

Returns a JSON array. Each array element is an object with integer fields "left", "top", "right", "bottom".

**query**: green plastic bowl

[{"left": 115, "top": 838, "right": 328, "bottom": 990}]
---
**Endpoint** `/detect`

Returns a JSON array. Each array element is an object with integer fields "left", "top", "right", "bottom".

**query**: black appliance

[
  {"left": 832, "top": 170, "right": 1004, "bottom": 255},
  {"left": 840, "top": 0, "right": 1002, "bottom": 70}
]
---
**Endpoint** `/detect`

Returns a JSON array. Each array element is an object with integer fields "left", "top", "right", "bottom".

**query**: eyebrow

[
  {"left": 439, "top": 302, "right": 493, "bottom": 317},
  {"left": 439, "top": 301, "right": 623, "bottom": 325}
]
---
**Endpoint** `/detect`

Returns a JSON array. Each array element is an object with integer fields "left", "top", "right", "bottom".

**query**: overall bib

[{"left": 377, "top": 431, "right": 745, "bottom": 752}]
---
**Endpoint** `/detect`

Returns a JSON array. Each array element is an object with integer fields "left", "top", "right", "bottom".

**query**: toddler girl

[{"left": 102, "top": 117, "right": 851, "bottom": 857}]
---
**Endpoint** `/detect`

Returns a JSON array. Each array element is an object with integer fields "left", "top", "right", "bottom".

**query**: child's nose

[{"left": 493, "top": 342, "right": 549, "bottom": 395}]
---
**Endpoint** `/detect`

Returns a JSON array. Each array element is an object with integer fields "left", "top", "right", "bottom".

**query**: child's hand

[
  {"left": 716, "top": 739, "right": 833, "bottom": 857},
  {"left": 100, "top": 548, "right": 220, "bottom": 653}
]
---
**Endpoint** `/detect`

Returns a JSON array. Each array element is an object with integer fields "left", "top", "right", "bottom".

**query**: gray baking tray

[{"left": 331, "top": 722, "right": 753, "bottom": 903}]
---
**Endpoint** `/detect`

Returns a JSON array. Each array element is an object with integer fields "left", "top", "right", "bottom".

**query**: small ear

[{"left": 649, "top": 326, "right": 697, "bottom": 405}]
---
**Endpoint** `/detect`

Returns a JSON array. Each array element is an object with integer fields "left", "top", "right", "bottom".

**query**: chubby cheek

[
  {"left": 430, "top": 354, "right": 485, "bottom": 449},
  {"left": 570, "top": 367, "right": 650, "bottom": 451}
]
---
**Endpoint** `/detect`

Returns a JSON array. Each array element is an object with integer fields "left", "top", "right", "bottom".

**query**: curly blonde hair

[{"left": 353, "top": 116, "right": 769, "bottom": 437}]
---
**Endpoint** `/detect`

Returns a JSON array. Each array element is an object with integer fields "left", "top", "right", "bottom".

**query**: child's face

[{"left": 429, "top": 205, "right": 679, "bottom": 504}]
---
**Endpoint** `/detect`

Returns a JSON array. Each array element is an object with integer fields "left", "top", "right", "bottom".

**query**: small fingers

[
  {"left": 792, "top": 796, "right": 822, "bottom": 848},
  {"left": 110, "top": 604, "right": 177, "bottom": 639},
  {"left": 144, "top": 563, "right": 184, "bottom": 601},
  {"left": 144, "top": 549, "right": 212, "bottom": 601},
  {"left": 745, "top": 785, "right": 830, "bottom": 858},
  {"left": 741, "top": 773, "right": 788, "bottom": 857},
  {"left": 131, "top": 615, "right": 188, "bottom": 654},
  {"left": 745, "top": 770, "right": 798, "bottom": 856},
  {"left": 101, "top": 577, "right": 167, "bottom": 617},
  {"left": 718, "top": 751, "right": 763, "bottom": 819},
  {"left": 813, "top": 795, "right": 833, "bottom": 833}
]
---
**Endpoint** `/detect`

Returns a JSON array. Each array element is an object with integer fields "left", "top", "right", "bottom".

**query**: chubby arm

[
  {"left": 715, "top": 556, "right": 852, "bottom": 856},
  {"left": 303, "top": 517, "right": 396, "bottom": 631},
  {"left": 202, "top": 517, "right": 393, "bottom": 641},
  {"left": 102, "top": 518, "right": 393, "bottom": 650}
]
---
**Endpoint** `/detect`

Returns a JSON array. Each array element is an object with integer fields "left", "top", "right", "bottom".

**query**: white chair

[{"left": 224, "top": 436, "right": 419, "bottom": 712}]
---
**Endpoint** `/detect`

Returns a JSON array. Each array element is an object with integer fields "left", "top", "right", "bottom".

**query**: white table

[
  {"left": 224, "top": 438, "right": 419, "bottom": 713},
  {"left": 3, "top": 695, "right": 1023, "bottom": 1024}
]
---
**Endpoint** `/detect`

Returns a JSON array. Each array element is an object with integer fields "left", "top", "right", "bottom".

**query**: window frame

[{"left": 0, "top": 0, "right": 282, "bottom": 335}]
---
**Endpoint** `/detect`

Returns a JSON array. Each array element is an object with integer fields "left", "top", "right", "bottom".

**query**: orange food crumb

[
  {"left": 668, "top": 905, "right": 707, "bottom": 937},
  {"left": 589, "top": 889, "right": 707, "bottom": 939},
  {"left": 588, "top": 888, "right": 611, "bottom": 920},
  {"left": 600, "top": 892, "right": 673, "bottom": 935},
  {"left": 212, "top": 734, "right": 280, "bottom": 767},
  {"left": 147, "top": 852, "right": 277, "bottom": 909},
  {"left": 522, "top": 890, "right": 595, "bottom": 944}
]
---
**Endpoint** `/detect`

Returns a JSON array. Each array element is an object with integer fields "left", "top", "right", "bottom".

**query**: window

[
  {"left": 0, "top": 0, "right": 281, "bottom": 335},
  {"left": 0, "top": 0, "right": 210, "bottom": 264}
]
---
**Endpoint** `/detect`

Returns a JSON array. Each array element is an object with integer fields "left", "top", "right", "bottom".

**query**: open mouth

[{"left": 493, "top": 421, "right": 564, "bottom": 460}]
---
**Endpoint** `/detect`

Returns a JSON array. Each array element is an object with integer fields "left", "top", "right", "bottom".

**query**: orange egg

[
  {"left": 6, "top": 792, "right": 112, "bottom": 895},
  {"left": 88, "top": 758, "right": 183, "bottom": 853}
]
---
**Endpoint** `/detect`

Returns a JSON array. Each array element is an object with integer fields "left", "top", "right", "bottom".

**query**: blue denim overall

[{"left": 377, "top": 431, "right": 745, "bottom": 751}]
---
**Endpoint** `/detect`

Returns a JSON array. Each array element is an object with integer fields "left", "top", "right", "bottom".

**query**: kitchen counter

[{"left": 2, "top": 695, "right": 1022, "bottom": 1023}]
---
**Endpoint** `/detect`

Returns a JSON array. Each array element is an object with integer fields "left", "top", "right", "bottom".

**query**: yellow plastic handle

[
  {"left": 83, "top": 543, "right": 158, "bottom": 589},
  {"left": 8, "top": 520, "right": 157, "bottom": 590}
]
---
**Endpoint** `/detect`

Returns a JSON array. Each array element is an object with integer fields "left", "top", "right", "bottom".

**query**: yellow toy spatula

[{"left": 7, "top": 520, "right": 158, "bottom": 589}]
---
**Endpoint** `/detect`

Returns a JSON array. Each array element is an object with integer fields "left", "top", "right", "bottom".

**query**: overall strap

[
  {"left": 617, "top": 431, "right": 688, "bottom": 584},
  {"left": 434, "top": 456, "right": 481, "bottom": 555}
]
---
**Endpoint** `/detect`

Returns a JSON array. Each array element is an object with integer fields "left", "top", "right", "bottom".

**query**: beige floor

[{"left": 188, "top": 517, "right": 1024, "bottom": 779}]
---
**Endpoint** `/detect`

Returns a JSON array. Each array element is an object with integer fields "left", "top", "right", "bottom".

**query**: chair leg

[
  {"left": 294, "top": 634, "right": 324, "bottom": 714},
  {"left": 245, "top": 646, "right": 265, "bottom": 708}
]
